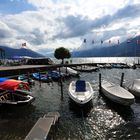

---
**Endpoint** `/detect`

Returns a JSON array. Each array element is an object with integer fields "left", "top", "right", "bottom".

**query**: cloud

[
  {"left": 0, "top": 0, "right": 140, "bottom": 55},
  {"left": 55, "top": 4, "right": 140, "bottom": 39},
  {"left": 0, "top": 21, "right": 15, "bottom": 38}
]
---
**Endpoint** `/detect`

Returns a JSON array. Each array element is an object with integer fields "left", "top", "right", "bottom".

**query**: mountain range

[
  {"left": 0, "top": 46, "right": 43, "bottom": 59},
  {"left": 0, "top": 35, "right": 140, "bottom": 59},
  {"left": 72, "top": 36, "right": 140, "bottom": 57}
]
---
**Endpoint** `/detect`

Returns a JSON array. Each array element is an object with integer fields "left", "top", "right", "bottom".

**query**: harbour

[
  {"left": 0, "top": 57, "right": 140, "bottom": 139},
  {"left": 1, "top": 0, "right": 140, "bottom": 139}
]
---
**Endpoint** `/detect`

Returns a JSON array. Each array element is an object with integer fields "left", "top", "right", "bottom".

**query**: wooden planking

[
  {"left": 25, "top": 117, "right": 54, "bottom": 140},
  {"left": 25, "top": 112, "right": 60, "bottom": 140}
]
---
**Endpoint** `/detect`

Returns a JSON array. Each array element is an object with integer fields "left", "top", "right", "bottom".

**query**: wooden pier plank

[{"left": 25, "top": 117, "right": 54, "bottom": 140}]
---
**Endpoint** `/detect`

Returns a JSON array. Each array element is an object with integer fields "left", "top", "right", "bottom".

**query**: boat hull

[
  {"left": 101, "top": 87, "right": 134, "bottom": 106},
  {"left": 0, "top": 90, "right": 35, "bottom": 106},
  {"left": 101, "top": 80, "right": 135, "bottom": 106},
  {"left": 123, "top": 79, "right": 140, "bottom": 97},
  {"left": 68, "top": 81, "right": 94, "bottom": 105}
]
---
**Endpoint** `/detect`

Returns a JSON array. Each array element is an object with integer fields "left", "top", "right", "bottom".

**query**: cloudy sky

[{"left": 0, "top": 0, "right": 140, "bottom": 55}]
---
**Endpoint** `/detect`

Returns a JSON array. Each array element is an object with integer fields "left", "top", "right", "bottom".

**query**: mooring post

[
  {"left": 99, "top": 73, "right": 101, "bottom": 92},
  {"left": 59, "top": 67, "right": 63, "bottom": 100},
  {"left": 120, "top": 72, "right": 124, "bottom": 87},
  {"left": 27, "top": 72, "right": 30, "bottom": 85},
  {"left": 66, "top": 66, "right": 68, "bottom": 74},
  {"left": 38, "top": 71, "right": 41, "bottom": 87}
]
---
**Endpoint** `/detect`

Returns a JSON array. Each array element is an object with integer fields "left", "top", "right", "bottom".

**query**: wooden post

[
  {"left": 66, "top": 66, "right": 68, "bottom": 74},
  {"left": 120, "top": 73, "right": 124, "bottom": 87},
  {"left": 38, "top": 71, "right": 41, "bottom": 87},
  {"left": 99, "top": 73, "right": 101, "bottom": 92},
  {"left": 27, "top": 72, "right": 30, "bottom": 85},
  {"left": 59, "top": 67, "right": 63, "bottom": 100}
]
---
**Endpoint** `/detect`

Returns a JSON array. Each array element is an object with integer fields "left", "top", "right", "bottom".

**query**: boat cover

[
  {"left": 0, "top": 78, "right": 29, "bottom": 91},
  {"left": 0, "top": 77, "right": 9, "bottom": 83},
  {"left": 102, "top": 80, "right": 134, "bottom": 98},
  {"left": 76, "top": 80, "right": 86, "bottom": 92},
  {"left": 124, "top": 79, "right": 140, "bottom": 91}
]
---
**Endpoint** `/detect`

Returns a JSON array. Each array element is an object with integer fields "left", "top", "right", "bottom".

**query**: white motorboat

[
  {"left": 60, "top": 67, "right": 79, "bottom": 77},
  {"left": 0, "top": 78, "right": 35, "bottom": 105},
  {"left": 68, "top": 80, "right": 94, "bottom": 105},
  {"left": 123, "top": 79, "right": 140, "bottom": 97},
  {"left": 101, "top": 80, "right": 135, "bottom": 106},
  {"left": 0, "top": 90, "right": 35, "bottom": 105}
]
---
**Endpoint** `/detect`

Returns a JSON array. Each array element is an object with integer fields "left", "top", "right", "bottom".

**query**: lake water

[
  {"left": 0, "top": 57, "right": 140, "bottom": 140},
  {"left": 52, "top": 57, "right": 140, "bottom": 64}
]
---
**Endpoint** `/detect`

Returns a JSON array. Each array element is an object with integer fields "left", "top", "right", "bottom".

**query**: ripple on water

[{"left": 1, "top": 67, "right": 140, "bottom": 139}]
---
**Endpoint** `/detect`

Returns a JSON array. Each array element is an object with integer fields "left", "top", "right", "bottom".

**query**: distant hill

[
  {"left": 72, "top": 36, "right": 140, "bottom": 57},
  {"left": 0, "top": 46, "right": 44, "bottom": 58}
]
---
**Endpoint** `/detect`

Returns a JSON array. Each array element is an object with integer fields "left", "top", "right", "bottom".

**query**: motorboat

[
  {"left": 0, "top": 78, "right": 35, "bottom": 105},
  {"left": 0, "top": 89, "right": 34, "bottom": 105},
  {"left": 32, "top": 73, "right": 52, "bottom": 82},
  {"left": 47, "top": 70, "right": 65, "bottom": 81},
  {"left": 18, "top": 74, "right": 35, "bottom": 85},
  {"left": 72, "top": 65, "right": 99, "bottom": 72},
  {"left": 68, "top": 80, "right": 94, "bottom": 105},
  {"left": 59, "top": 67, "right": 79, "bottom": 77},
  {"left": 101, "top": 80, "right": 135, "bottom": 106}
]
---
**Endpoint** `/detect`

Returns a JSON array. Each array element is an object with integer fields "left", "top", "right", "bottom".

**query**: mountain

[
  {"left": 0, "top": 46, "right": 44, "bottom": 58},
  {"left": 72, "top": 36, "right": 140, "bottom": 57}
]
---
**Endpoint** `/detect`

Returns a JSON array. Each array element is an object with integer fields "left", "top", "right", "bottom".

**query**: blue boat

[
  {"left": 32, "top": 73, "right": 52, "bottom": 82},
  {"left": 47, "top": 71, "right": 65, "bottom": 81},
  {"left": 18, "top": 74, "right": 35, "bottom": 85}
]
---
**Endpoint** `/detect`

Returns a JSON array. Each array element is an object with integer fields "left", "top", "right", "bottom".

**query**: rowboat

[{"left": 101, "top": 80, "right": 135, "bottom": 106}]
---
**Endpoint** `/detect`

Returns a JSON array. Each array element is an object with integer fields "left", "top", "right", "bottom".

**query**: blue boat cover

[
  {"left": 0, "top": 77, "right": 9, "bottom": 83},
  {"left": 76, "top": 80, "right": 86, "bottom": 92}
]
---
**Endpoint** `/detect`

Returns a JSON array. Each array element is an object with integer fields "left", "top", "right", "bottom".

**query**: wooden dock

[
  {"left": 0, "top": 63, "right": 97, "bottom": 77},
  {"left": 24, "top": 112, "right": 60, "bottom": 140},
  {"left": 0, "top": 62, "right": 132, "bottom": 77}
]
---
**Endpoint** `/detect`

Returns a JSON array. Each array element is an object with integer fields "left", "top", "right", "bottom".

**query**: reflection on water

[
  {"left": 69, "top": 99, "right": 93, "bottom": 117},
  {"left": 100, "top": 93, "right": 134, "bottom": 121},
  {"left": 0, "top": 57, "right": 140, "bottom": 139}
]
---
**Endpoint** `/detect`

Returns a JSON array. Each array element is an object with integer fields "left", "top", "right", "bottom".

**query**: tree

[{"left": 54, "top": 47, "right": 71, "bottom": 64}]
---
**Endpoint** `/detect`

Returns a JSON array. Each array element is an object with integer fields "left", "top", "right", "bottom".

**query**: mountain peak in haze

[
  {"left": 0, "top": 46, "right": 44, "bottom": 58},
  {"left": 72, "top": 36, "right": 140, "bottom": 57}
]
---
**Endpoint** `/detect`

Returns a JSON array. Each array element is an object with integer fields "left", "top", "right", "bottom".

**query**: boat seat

[{"left": 75, "top": 80, "right": 86, "bottom": 92}]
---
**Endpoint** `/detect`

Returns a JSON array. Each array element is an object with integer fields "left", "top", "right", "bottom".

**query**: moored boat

[
  {"left": 47, "top": 70, "right": 65, "bottom": 81},
  {"left": 68, "top": 80, "right": 94, "bottom": 105},
  {"left": 72, "top": 65, "right": 99, "bottom": 72},
  {"left": 0, "top": 90, "right": 34, "bottom": 105},
  {"left": 59, "top": 67, "right": 79, "bottom": 77},
  {"left": 0, "top": 78, "right": 35, "bottom": 105},
  {"left": 18, "top": 74, "right": 35, "bottom": 85},
  {"left": 32, "top": 73, "right": 52, "bottom": 82},
  {"left": 101, "top": 80, "right": 135, "bottom": 106},
  {"left": 123, "top": 79, "right": 140, "bottom": 97}
]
